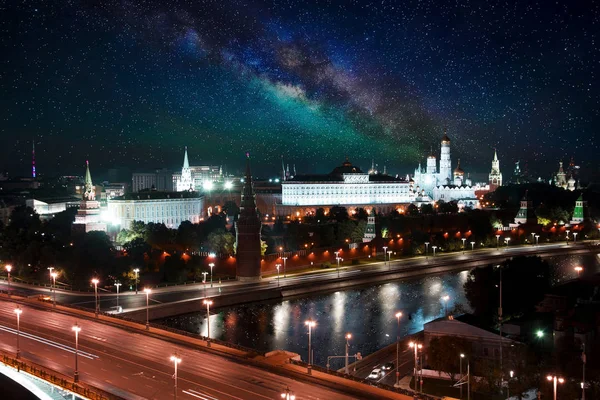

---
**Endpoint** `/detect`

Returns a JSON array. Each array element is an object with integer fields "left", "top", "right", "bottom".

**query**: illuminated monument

[
  {"left": 73, "top": 161, "right": 106, "bottom": 233},
  {"left": 235, "top": 154, "right": 262, "bottom": 281}
]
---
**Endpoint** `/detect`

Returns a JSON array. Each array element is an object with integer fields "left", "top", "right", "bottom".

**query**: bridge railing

[{"left": 1, "top": 353, "right": 123, "bottom": 400}]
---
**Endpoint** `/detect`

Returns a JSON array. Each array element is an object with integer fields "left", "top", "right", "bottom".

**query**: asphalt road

[
  {"left": 0, "top": 300, "right": 358, "bottom": 400},
  {"left": 2, "top": 242, "right": 592, "bottom": 315}
]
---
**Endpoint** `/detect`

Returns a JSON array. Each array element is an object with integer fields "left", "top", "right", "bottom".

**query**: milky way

[{"left": 1, "top": 0, "right": 598, "bottom": 177}]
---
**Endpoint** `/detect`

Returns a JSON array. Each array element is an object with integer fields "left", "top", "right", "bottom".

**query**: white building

[
  {"left": 173, "top": 147, "right": 224, "bottom": 192},
  {"left": 26, "top": 197, "right": 80, "bottom": 217},
  {"left": 133, "top": 169, "right": 174, "bottom": 192},
  {"left": 278, "top": 158, "right": 422, "bottom": 216},
  {"left": 107, "top": 192, "right": 204, "bottom": 229},
  {"left": 73, "top": 161, "right": 107, "bottom": 233}
]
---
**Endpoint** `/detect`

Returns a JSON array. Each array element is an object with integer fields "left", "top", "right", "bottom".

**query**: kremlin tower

[
  {"left": 488, "top": 150, "right": 502, "bottom": 190},
  {"left": 235, "top": 154, "right": 262, "bottom": 281},
  {"left": 439, "top": 129, "right": 452, "bottom": 185},
  {"left": 73, "top": 161, "right": 106, "bottom": 233}
]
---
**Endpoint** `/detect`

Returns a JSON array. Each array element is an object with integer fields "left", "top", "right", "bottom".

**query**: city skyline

[{"left": 1, "top": 1, "right": 598, "bottom": 177}]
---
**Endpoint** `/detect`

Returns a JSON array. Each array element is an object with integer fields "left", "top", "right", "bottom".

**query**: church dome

[
  {"left": 330, "top": 157, "right": 363, "bottom": 175},
  {"left": 453, "top": 159, "right": 465, "bottom": 176},
  {"left": 441, "top": 131, "right": 451, "bottom": 144}
]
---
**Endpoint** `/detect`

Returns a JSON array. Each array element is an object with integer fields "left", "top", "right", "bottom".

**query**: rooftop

[{"left": 112, "top": 191, "right": 203, "bottom": 201}]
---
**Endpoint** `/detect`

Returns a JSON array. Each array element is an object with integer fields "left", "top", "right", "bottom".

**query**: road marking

[
  {"left": 121, "top": 376, "right": 129, "bottom": 380},
  {"left": 183, "top": 389, "right": 220, "bottom": 400}
]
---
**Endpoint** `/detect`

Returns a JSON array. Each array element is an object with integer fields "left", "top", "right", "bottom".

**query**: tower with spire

[
  {"left": 235, "top": 154, "right": 262, "bottom": 281},
  {"left": 32, "top": 139, "right": 36, "bottom": 179},
  {"left": 570, "top": 194, "right": 586, "bottom": 224},
  {"left": 439, "top": 129, "right": 452, "bottom": 185},
  {"left": 488, "top": 150, "right": 502, "bottom": 190},
  {"left": 176, "top": 147, "right": 194, "bottom": 192},
  {"left": 74, "top": 160, "right": 106, "bottom": 232},
  {"left": 555, "top": 161, "right": 567, "bottom": 189}
]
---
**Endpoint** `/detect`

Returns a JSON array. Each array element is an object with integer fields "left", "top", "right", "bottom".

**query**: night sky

[{"left": 1, "top": 1, "right": 598, "bottom": 178}]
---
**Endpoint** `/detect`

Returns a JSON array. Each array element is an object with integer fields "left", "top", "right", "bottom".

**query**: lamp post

[
  {"left": 575, "top": 266, "right": 583, "bottom": 277},
  {"left": 462, "top": 238, "right": 466, "bottom": 254},
  {"left": 209, "top": 263, "right": 215, "bottom": 288},
  {"left": 47, "top": 266, "right": 54, "bottom": 289},
  {"left": 133, "top": 268, "right": 139, "bottom": 294},
  {"left": 6, "top": 264, "right": 12, "bottom": 289},
  {"left": 442, "top": 295, "right": 450, "bottom": 316},
  {"left": 460, "top": 353, "right": 465, "bottom": 399},
  {"left": 201, "top": 272, "right": 208, "bottom": 297},
  {"left": 281, "top": 387, "right": 296, "bottom": 400},
  {"left": 546, "top": 375, "right": 564, "bottom": 400},
  {"left": 470, "top": 241, "right": 475, "bottom": 252},
  {"left": 335, "top": 253, "right": 341, "bottom": 278},
  {"left": 170, "top": 355, "right": 181, "bottom": 400},
  {"left": 276, "top": 264, "right": 281, "bottom": 287},
  {"left": 535, "top": 234, "right": 540, "bottom": 246},
  {"left": 382, "top": 246, "right": 388, "bottom": 266},
  {"left": 424, "top": 242, "right": 429, "bottom": 259},
  {"left": 573, "top": 232, "right": 578, "bottom": 243},
  {"left": 505, "top": 237, "right": 510, "bottom": 249},
  {"left": 394, "top": 312, "right": 402, "bottom": 387},
  {"left": 387, "top": 250, "right": 392, "bottom": 270},
  {"left": 91, "top": 278, "right": 99, "bottom": 317},
  {"left": 14, "top": 307, "right": 22, "bottom": 359},
  {"left": 51, "top": 272, "right": 57, "bottom": 307},
  {"left": 582, "top": 343, "right": 586, "bottom": 400},
  {"left": 531, "top": 232, "right": 535, "bottom": 245},
  {"left": 345, "top": 333, "right": 351, "bottom": 375},
  {"left": 566, "top": 229, "right": 570, "bottom": 245},
  {"left": 114, "top": 282, "right": 122, "bottom": 311},
  {"left": 72, "top": 323, "right": 81, "bottom": 382},
  {"left": 496, "top": 234, "right": 500, "bottom": 250},
  {"left": 203, "top": 299, "right": 213, "bottom": 347},
  {"left": 432, "top": 245, "right": 438, "bottom": 257},
  {"left": 144, "top": 288, "right": 151, "bottom": 330},
  {"left": 409, "top": 342, "right": 423, "bottom": 391},
  {"left": 305, "top": 319, "right": 316, "bottom": 374},
  {"left": 282, "top": 256, "right": 288, "bottom": 279},
  {"left": 507, "top": 370, "right": 514, "bottom": 400}
]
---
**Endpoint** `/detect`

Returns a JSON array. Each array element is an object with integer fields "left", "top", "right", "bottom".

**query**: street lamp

[
  {"left": 203, "top": 299, "right": 213, "bottom": 347},
  {"left": 51, "top": 272, "right": 58, "bottom": 307},
  {"left": 114, "top": 282, "right": 122, "bottom": 311},
  {"left": 394, "top": 312, "right": 402, "bottom": 387},
  {"left": 507, "top": 370, "right": 514, "bottom": 400},
  {"left": 460, "top": 353, "right": 465, "bottom": 399},
  {"left": 531, "top": 232, "right": 535, "bottom": 245},
  {"left": 91, "top": 278, "right": 99, "bottom": 317},
  {"left": 432, "top": 245, "right": 438, "bottom": 257},
  {"left": 496, "top": 234, "right": 500, "bottom": 250},
  {"left": 170, "top": 355, "right": 181, "bottom": 400},
  {"left": 72, "top": 323, "right": 81, "bottom": 382},
  {"left": 470, "top": 241, "right": 475, "bottom": 252},
  {"left": 345, "top": 333, "right": 351, "bottom": 374},
  {"left": 281, "top": 387, "right": 296, "bottom": 400},
  {"left": 382, "top": 246, "right": 388, "bottom": 266},
  {"left": 566, "top": 229, "right": 571, "bottom": 245},
  {"left": 6, "top": 264, "right": 12, "bottom": 288},
  {"left": 201, "top": 272, "right": 208, "bottom": 297},
  {"left": 133, "top": 268, "right": 139, "bottom": 294},
  {"left": 335, "top": 254, "right": 341, "bottom": 278},
  {"left": 276, "top": 264, "right": 281, "bottom": 287},
  {"left": 282, "top": 256, "right": 288, "bottom": 279},
  {"left": 535, "top": 234, "right": 540, "bottom": 246},
  {"left": 409, "top": 342, "right": 423, "bottom": 392},
  {"left": 305, "top": 319, "right": 316, "bottom": 373},
  {"left": 442, "top": 295, "right": 450, "bottom": 316},
  {"left": 575, "top": 266, "right": 583, "bottom": 277},
  {"left": 47, "top": 266, "right": 54, "bottom": 289},
  {"left": 424, "top": 242, "right": 430, "bottom": 259},
  {"left": 462, "top": 238, "right": 466, "bottom": 254},
  {"left": 573, "top": 232, "right": 578, "bottom": 243},
  {"left": 14, "top": 307, "right": 22, "bottom": 359},
  {"left": 505, "top": 237, "right": 510, "bottom": 248},
  {"left": 387, "top": 250, "right": 392, "bottom": 270},
  {"left": 547, "top": 375, "right": 564, "bottom": 400},
  {"left": 209, "top": 263, "right": 215, "bottom": 288},
  {"left": 144, "top": 288, "right": 151, "bottom": 330}
]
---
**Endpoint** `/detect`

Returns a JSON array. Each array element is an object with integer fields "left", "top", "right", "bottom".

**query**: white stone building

[{"left": 107, "top": 192, "right": 203, "bottom": 229}]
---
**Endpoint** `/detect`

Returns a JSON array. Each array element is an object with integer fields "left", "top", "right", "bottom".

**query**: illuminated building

[{"left": 73, "top": 161, "right": 107, "bottom": 233}]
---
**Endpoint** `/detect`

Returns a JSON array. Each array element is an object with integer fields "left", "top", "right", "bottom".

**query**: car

[
  {"left": 38, "top": 294, "right": 52, "bottom": 302},
  {"left": 367, "top": 368, "right": 382, "bottom": 380},
  {"left": 381, "top": 362, "right": 395, "bottom": 371}
]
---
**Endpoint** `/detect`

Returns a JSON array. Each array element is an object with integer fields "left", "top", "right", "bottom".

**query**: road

[
  {"left": 1, "top": 242, "right": 594, "bottom": 314},
  {"left": 0, "top": 300, "right": 361, "bottom": 400}
]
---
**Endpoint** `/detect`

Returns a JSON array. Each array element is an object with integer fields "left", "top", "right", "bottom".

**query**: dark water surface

[{"left": 160, "top": 254, "right": 600, "bottom": 367}]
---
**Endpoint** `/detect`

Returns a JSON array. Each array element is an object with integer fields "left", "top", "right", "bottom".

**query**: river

[{"left": 160, "top": 253, "right": 600, "bottom": 368}]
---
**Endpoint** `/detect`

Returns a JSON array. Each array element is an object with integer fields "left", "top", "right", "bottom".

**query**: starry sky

[{"left": 1, "top": 0, "right": 598, "bottom": 179}]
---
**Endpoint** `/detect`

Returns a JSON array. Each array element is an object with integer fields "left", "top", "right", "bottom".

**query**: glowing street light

[
  {"left": 282, "top": 256, "right": 288, "bottom": 279},
  {"left": 345, "top": 333, "right": 352, "bottom": 375},
  {"left": 51, "top": 272, "right": 58, "bottom": 307},
  {"left": 144, "top": 288, "right": 151, "bottom": 330},
  {"left": 203, "top": 299, "right": 213, "bottom": 347},
  {"left": 535, "top": 234, "right": 540, "bottom": 245},
  {"left": 91, "top": 278, "right": 99, "bottom": 317},
  {"left": 133, "top": 268, "right": 140, "bottom": 294},
  {"left": 387, "top": 250, "right": 392, "bottom": 270},
  {"left": 462, "top": 237, "right": 466, "bottom": 254},
  {"left": 409, "top": 342, "right": 423, "bottom": 392},
  {"left": 382, "top": 246, "right": 388, "bottom": 266},
  {"left": 281, "top": 387, "right": 296, "bottom": 400},
  {"left": 470, "top": 241, "right": 475, "bottom": 252},
  {"left": 531, "top": 232, "right": 536, "bottom": 245},
  {"left": 504, "top": 237, "right": 511, "bottom": 248},
  {"left": 547, "top": 375, "right": 564, "bottom": 400},
  {"left": 432, "top": 245, "right": 438, "bottom": 257},
  {"left": 335, "top": 255, "right": 342, "bottom": 278},
  {"left": 209, "top": 263, "right": 215, "bottom": 288},
  {"left": 460, "top": 353, "right": 465, "bottom": 399},
  {"left": 170, "top": 355, "right": 182, "bottom": 400},
  {"left": 5, "top": 264, "right": 12, "bottom": 289},
  {"left": 424, "top": 242, "right": 429, "bottom": 259},
  {"left": 507, "top": 370, "right": 515, "bottom": 399},
  {"left": 575, "top": 266, "right": 583, "bottom": 277},
  {"left": 394, "top": 312, "right": 402, "bottom": 387},
  {"left": 72, "top": 323, "right": 81, "bottom": 382},
  {"left": 14, "top": 307, "right": 22, "bottom": 359},
  {"left": 496, "top": 234, "right": 501, "bottom": 250},
  {"left": 573, "top": 232, "right": 578, "bottom": 243},
  {"left": 114, "top": 282, "right": 122, "bottom": 310},
  {"left": 305, "top": 319, "right": 316, "bottom": 373}
]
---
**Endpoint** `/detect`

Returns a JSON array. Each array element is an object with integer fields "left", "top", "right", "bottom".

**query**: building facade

[
  {"left": 489, "top": 150, "right": 503, "bottom": 190},
  {"left": 73, "top": 161, "right": 107, "bottom": 233},
  {"left": 107, "top": 192, "right": 203, "bottom": 230}
]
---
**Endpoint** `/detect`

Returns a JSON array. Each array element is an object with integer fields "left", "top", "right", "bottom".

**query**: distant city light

[
  {"left": 203, "top": 181, "right": 214, "bottom": 191},
  {"left": 224, "top": 181, "right": 233, "bottom": 189}
]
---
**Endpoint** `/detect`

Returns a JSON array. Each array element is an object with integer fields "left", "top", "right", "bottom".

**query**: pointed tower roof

[
  {"left": 83, "top": 160, "right": 95, "bottom": 201},
  {"left": 183, "top": 146, "right": 190, "bottom": 169},
  {"left": 454, "top": 159, "right": 465, "bottom": 175},
  {"left": 240, "top": 153, "right": 258, "bottom": 218},
  {"left": 493, "top": 149, "right": 498, "bottom": 161},
  {"left": 85, "top": 160, "right": 93, "bottom": 186},
  {"left": 441, "top": 128, "right": 451, "bottom": 144}
]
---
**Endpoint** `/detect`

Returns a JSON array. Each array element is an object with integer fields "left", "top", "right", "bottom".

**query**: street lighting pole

[
  {"left": 209, "top": 263, "right": 214, "bottom": 288},
  {"left": 387, "top": 251, "right": 392, "bottom": 270},
  {"left": 282, "top": 257, "right": 288, "bottom": 279},
  {"left": 6, "top": 264, "right": 12, "bottom": 290},
  {"left": 462, "top": 238, "right": 466, "bottom": 254},
  {"left": 72, "top": 323, "right": 81, "bottom": 383},
  {"left": 47, "top": 267, "right": 54, "bottom": 292},
  {"left": 535, "top": 235, "right": 540, "bottom": 246},
  {"left": 409, "top": 342, "right": 422, "bottom": 391},
  {"left": 276, "top": 264, "right": 281, "bottom": 287},
  {"left": 382, "top": 246, "right": 388, "bottom": 267},
  {"left": 573, "top": 232, "right": 578, "bottom": 243},
  {"left": 470, "top": 241, "right": 475, "bottom": 252},
  {"left": 336, "top": 255, "right": 341, "bottom": 278},
  {"left": 114, "top": 282, "right": 122, "bottom": 310},
  {"left": 51, "top": 272, "right": 57, "bottom": 308},
  {"left": 547, "top": 375, "right": 564, "bottom": 400},
  {"left": 133, "top": 268, "right": 139, "bottom": 294},
  {"left": 582, "top": 343, "right": 586, "bottom": 400},
  {"left": 395, "top": 312, "right": 402, "bottom": 387},
  {"left": 460, "top": 353, "right": 464, "bottom": 399},
  {"left": 424, "top": 242, "right": 429, "bottom": 259},
  {"left": 345, "top": 333, "right": 351, "bottom": 374},
  {"left": 203, "top": 299, "right": 213, "bottom": 347},
  {"left": 566, "top": 230, "right": 570, "bottom": 245},
  {"left": 170, "top": 355, "right": 181, "bottom": 400},
  {"left": 91, "top": 278, "right": 99, "bottom": 317},
  {"left": 144, "top": 288, "right": 151, "bottom": 330},
  {"left": 432, "top": 246, "right": 437, "bottom": 257},
  {"left": 201, "top": 272, "right": 208, "bottom": 297},
  {"left": 496, "top": 234, "right": 500, "bottom": 250},
  {"left": 531, "top": 232, "right": 535, "bottom": 245},
  {"left": 14, "top": 307, "right": 22, "bottom": 359},
  {"left": 505, "top": 237, "right": 511, "bottom": 249},
  {"left": 305, "top": 319, "right": 316, "bottom": 374},
  {"left": 508, "top": 370, "right": 514, "bottom": 400}
]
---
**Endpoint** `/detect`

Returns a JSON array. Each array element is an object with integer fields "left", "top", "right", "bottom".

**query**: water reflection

[{"left": 160, "top": 254, "right": 600, "bottom": 367}]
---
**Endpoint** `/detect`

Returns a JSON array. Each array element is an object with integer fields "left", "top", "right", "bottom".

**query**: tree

[
  {"left": 421, "top": 204, "right": 434, "bottom": 214},
  {"left": 355, "top": 208, "right": 369, "bottom": 220},
  {"left": 406, "top": 204, "right": 419, "bottom": 216},
  {"left": 427, "top": 336, "right": 471, "bottom": 380},
  {"left": 223, "top": 201, "right": 239, "bottom": 221},
  {"left": 351, "top": 220, "right": 367, "bottom": 242},
  {"left": 206, "top": 229, "right": 235, "bottom": 255},
  {"left": 329, "top": 206, "right": 349, "bottom": 222}
]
